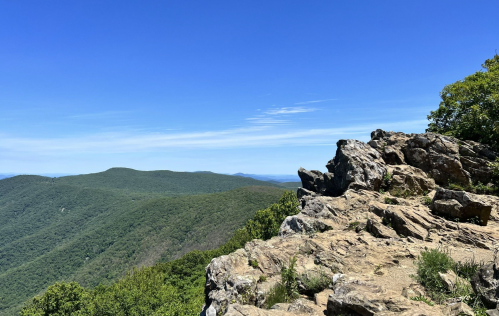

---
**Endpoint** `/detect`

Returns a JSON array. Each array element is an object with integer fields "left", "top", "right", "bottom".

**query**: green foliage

[
  {"left": 409, "top": 296, "right": 434, "bottom": 306},
  {"left": 20, "top": 282, "right": 88, "bottom": 316},
  {"left": 414, "top": 248, "right": 455, "bottom": 296},
  {"left": 249, "top": 259, "right": 259, "bottom": 269},
  {"left": 347, "top": 221, "right": 360, "bottom": 230},
  {"left": 265, "top": 255, "right": 299, "bottom": 309},
  {"left": 383, "top": 172, "right": 392, "bottom": 183},
  {"left": 281, "top": 255, "right": 299, "bottom": 300},
  {"left": 382, "top": 217, "right": 392, "bottom": 228},
  {"left": 265, "top": 283, "right": 288, "bottom": 309},
  {"left": 427, "top": 54, "right": 499, "bottom": 149},
  {"left": 414, "top": 247, "right": 485, "bottom": 314},
  {"left": 21, "top": 191, "right": 297, "bottom": 316},
  {"left": 384, "top": 197, "right": 399, "bottom": 205},
  {"left": 258, "top": 275, "right": 267, "bottom": 283},
  {"left": 245, "top": 191, "right": 299, "bottom": 240},
  {"left": 447, "top": 180, "right": 497, "bottom": 195},
  {"left": 300, "top": 268, "right": 331, "bottom": 295},
  {"left": 423, "top": 196, "right": 432, "bottom": 206},
  {"left": 0, "top": 169, "right": 284, "bottom": 315}
]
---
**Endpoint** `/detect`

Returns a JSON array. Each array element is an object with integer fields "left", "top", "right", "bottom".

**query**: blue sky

[{"left": 0, "top": 1, "right": 498, "bottom": 175}]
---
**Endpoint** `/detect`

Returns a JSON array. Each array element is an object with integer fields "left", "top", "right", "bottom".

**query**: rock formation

[{"left": 202, "top": 130, "right": 499, "bottom": 316}]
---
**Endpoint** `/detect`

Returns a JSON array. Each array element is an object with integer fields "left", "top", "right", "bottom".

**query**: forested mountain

[{"left": 0, "top": 168, "right": 285, "bottom": 315}]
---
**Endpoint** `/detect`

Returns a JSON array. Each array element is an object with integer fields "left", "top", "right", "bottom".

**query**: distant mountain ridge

[
  {"left": 0, "top": 167, "right": 285, "bottom": 315},
  {"left": 232, "top": 172, "right": 299, "bottom": 183}
]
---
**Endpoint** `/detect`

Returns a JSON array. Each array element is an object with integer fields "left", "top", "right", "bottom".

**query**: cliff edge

[{"left": 202, "top": 130, "right": 499, "bottom": 316}]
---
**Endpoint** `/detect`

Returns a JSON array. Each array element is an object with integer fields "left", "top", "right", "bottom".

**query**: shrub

[
  {"left": 414, "top": 248, "right": 455, "bottom": 296},
  {"left": 265, "top": 283, "right": 288, "bottom": 309},
  {"left": 265, "top": 255, "right": 299, "bottom": 308},
  {"left": 249, "top": 259, "right": 259, "bottom": 268},
  {"left": 300, "top": 268, "right": 330, "bottom": 295},
  {"left": 246, "top": 191, "right": 299, "bottom": 240},
  {"left": 414, "top": 247, "right": 484, "bottom": 311},
  {"left": 423, "top": 196, "right": 432, "bottom": 206}
]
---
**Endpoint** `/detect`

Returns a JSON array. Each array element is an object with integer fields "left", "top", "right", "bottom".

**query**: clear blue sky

[{"left": 0, "top": 1, "right": 497, "bottom": 175}]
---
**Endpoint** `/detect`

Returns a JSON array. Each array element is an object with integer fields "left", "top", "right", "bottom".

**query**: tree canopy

[{"left": 427, "top": 54, "right": 499, "bottom": 148}]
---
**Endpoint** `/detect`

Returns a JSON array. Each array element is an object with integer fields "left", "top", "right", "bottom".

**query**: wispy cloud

[
  {"left": 246, "top": 117, "right": 290, "bottom": 125},
  {"left": 265, "top": 107, "right": 317, "bottom": 115},
  {"left": 294, "top": 98, "right": 337, "bottom": 105},
  {"left": 0, "top": 119, "right": 428, "bottom": 155}
]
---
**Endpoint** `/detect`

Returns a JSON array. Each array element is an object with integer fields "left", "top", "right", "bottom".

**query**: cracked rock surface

[{"left": 202, "top": 130, "right": 499, "bottom": 316}]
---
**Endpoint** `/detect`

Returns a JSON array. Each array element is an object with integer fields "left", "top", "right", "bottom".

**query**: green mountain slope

[{"left": 0, "top": 169, "right": 284, "bottom": 315}]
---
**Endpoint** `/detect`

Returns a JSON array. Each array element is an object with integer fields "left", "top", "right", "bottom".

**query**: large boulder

[
  {"left": 431, "top": 188, "right": 492, "bottom": 226},
  {"left": 327, "top": 277, "right": 446, "bottom": 316},
  {"left": 326, "top": 139, "right": 387, "bottom": 196},
  {"left": 297, "top": 167, "right": 334, "bottom": 195}
]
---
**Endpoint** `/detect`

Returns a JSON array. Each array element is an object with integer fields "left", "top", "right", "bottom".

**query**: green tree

[
  {"left": 427, "top": 54, "right": 499, "bottom": 148},
  {"left": 20, "top": 282, "right": 89, "bottom": 316},
  {"left": 245, "top": 191, "right": 299, "bottom": 240}
]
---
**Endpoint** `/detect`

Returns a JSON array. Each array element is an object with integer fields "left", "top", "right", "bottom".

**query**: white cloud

[
  {"left": 265, "top": 107, "right": 317, "bottom": 115},
  {"left": 0, "top": 119, "right": 428, "bottom": 155},
  {"left": 294, "top": 98, "right": 337, "bottom": 105}
]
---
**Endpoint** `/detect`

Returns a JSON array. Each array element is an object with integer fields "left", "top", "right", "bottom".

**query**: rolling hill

[{"left": 0, "top": 168, "right": 286, "bottom": 315}]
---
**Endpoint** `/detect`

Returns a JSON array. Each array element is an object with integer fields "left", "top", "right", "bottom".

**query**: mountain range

[{"left": 0, "top": 168, "right": 288, "bottom": 315}]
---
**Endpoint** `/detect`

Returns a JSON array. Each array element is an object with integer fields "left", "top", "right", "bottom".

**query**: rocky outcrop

[
  {"left": 203, "top": 130, "right": 499, "bottom": 316},
  {"left": 325, "top": 139, "right": 387, "bottom": 196},
  {"left": 369, "top": 129, "right": 498, "bottom": 187}
]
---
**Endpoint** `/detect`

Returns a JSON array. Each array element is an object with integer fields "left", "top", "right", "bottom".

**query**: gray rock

[
  {"left": 296, "top": 187, "right": 317, "bottom": 199},
  {"left": 387, "top": 165, "right": 435, "bottom": 196},
  {"left": 279, "top": 214, "right": 333, "bottom": 236},
  {"left": 432, "top": 187, "right": 492, "bottom": 226},
  {"left": 298, "top": 167, "right": 324, "bottom": 193},
  {"left": 438, "top": 270, "right": 471, "bottom": 292},
  {"left": 326, "top": 139, "right": 387, "bottom": 196},
  {"left": 486, "top": 309, "right": 499, "bottom": 316},
  {"left": 471, "top": 263, "right": 499, "bottom": 309},
  {"left": 366, "top": 217, "right": 399, "bottom": 239}
]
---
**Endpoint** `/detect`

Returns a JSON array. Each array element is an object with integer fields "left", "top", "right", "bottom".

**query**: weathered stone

[
  {"left": 401, "top": 284, "right": 425, "bottom": 298},
  {"left": 432, "top": 187, "right": 492, "bottom": 225},
  {"left": 279, "top": 214, "right": 333, "bottom": 236},
  {"left": 202, "top": 130, "right": 499, "bottom": 316},
  {"left": 486, "top": 309, "right": 499, "bottom": 316},
  {"left": 369, "top": 203, "right": 429, "bottom": 240},
  {"left": 326, "top": 139, "right": 387, "bottom": 196},
  {"left": 460, "top": 156, "right": 493, "bottom": 184},
  {"left": 447, "top": 302, "right": 474, "bottom": 316},
  {"left": 327, "top": 279, "right": 444, "bottom": 316},
  {"left": 471, "top": 263, "right": 499, "bottom": 309},
  {"left": 438, "top": 270, "right": 471, "bottom": 292},
  {"left": 296, "top": 187, "right": 317, "bottom": 199},
  {"left": 383, "top": 146, "right": 406, "bottom": 165},
  {"left": 366, "top": 217, "right": 399, "bottom": 239},
  {"left": 387, "top": 165, "right": 435, "bottom": 196},
  {"left": 298, "top": 167, "right": 324, "bottom": 193},
  {"left": 462, "top": 140, "right": 498, "bottom": 161}
]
